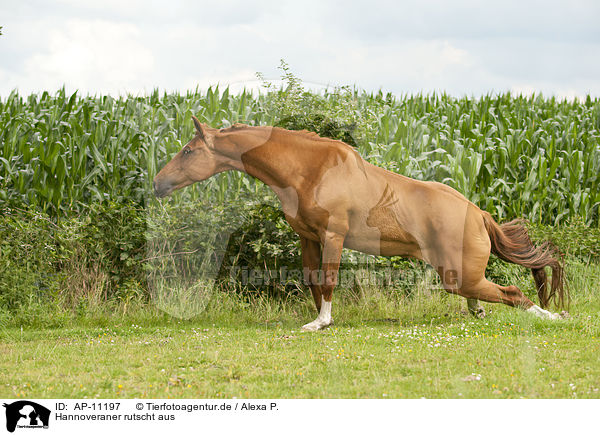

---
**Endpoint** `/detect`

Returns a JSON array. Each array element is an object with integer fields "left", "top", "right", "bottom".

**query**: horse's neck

[{"left": 231, "top": 130, "right": 306, "bottom": 190}]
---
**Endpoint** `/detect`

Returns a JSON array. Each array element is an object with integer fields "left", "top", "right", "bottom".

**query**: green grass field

[{"left": 2, "top": 262, "right": 598, "bottom": 399}]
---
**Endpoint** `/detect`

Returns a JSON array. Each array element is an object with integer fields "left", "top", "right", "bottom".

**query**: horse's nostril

[{"left": 153, "top": 180, "right": 161, "bottom": 197}]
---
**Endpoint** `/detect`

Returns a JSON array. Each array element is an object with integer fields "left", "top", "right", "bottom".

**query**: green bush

[
  {"left": 276, "top": 113, "right": 357, "bottom": 146},
  {"left": 0, "top": 200, "right": 597, "bottom": 324},
  {"left": 528, "top": 217, "right": 600, "bottom": 261},
  {"left": 219, "top": 198, "right": 302, "bottom": 296},
  {"left": 78, "top": 201, "right": 147, "bottom": 297},
  {"left": 0, "top": 204, "right": 147, "bottom": 318},
  {"left": 0, "top": 207, "right": 67, "bottom": 325}
]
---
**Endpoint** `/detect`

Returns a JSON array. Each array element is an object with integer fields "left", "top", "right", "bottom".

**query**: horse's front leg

[
  {"left": 300, "top": 236, "right": 322, "bottom": 313},
  {"left": 301, "top": 231, "right": 344, "bottom": 332}
]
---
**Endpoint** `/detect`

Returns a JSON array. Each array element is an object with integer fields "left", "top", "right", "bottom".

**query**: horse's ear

[{"left": 192, "top": 116, "right": 206, "bottom": 141}]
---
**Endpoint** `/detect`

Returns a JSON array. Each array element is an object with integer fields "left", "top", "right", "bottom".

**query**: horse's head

[{"left": 153, "top": 116, "right": 223, "bottom": 198}]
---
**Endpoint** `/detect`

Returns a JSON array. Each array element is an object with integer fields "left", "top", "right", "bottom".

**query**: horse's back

[{"left": 341, "top": 161, "right": 488, "bottom": 260}]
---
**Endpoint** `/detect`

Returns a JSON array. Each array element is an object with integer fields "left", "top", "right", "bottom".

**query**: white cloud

[
  {"left": 0, "top": 1, "right": 598, "bottom": 97},
  {"left": 20, "top": 19, "right": 154, "bottom": 94},
  {"left": 181, "top": 69, "right": 258, "bottom": 93}
]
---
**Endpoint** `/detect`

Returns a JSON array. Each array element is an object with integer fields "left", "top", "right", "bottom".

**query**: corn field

[{"left": 0, "top": 86, "right": 599, "bottom": 226}]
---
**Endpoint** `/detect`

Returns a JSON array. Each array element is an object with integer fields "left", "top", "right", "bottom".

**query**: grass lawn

[{"left": 1, "top": 261, "right": 598, "bottom": 399}]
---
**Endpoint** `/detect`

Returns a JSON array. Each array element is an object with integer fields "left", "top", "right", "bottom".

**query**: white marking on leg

[
  {"left": 526, "top": 305, "right": 561, "bottom": 320},
  {"left": 302, "top": 296, "right": 333, "bottom": 331}
]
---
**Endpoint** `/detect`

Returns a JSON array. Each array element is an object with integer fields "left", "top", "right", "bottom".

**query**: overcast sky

[{"left": 1, "top": 0, "right": 599, "bottom": 98}]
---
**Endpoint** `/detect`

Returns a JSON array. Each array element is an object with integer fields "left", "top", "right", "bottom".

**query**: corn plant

[{"left": 0, "top": 85, "right": 598, "bottom": 226}]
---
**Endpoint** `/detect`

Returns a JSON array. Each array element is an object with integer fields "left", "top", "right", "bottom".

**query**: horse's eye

[{"left": 183, "top": 148, "right": 191, "bottom": 155}]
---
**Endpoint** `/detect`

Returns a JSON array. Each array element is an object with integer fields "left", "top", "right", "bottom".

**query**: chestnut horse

[{"left": 154, "top": 117, "right": 567, "bottom": 331}]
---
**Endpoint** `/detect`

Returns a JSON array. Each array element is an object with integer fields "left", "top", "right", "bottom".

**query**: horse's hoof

[
  {"left": 467, "top": 307, "right": 486, "bottom": 319},
  {"left": 301, "top": 322, "right": 320, "bottom": 332},
  {"left": 527, "top": 305, "right": 563, "bottom": 320},
  {"left": 560, "top": 311, "right": 570, "bottom": 319},
  {"left": 301, "top": 319, "right": 333, "bottom": 332}
]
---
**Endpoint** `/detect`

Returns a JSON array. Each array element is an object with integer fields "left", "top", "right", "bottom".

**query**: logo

[{"left": 2, "top": 401, "right": 50, "bottom": 433}]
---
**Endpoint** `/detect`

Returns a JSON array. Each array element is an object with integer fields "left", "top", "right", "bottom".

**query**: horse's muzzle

[{"left": 153, "top": 180, "right": 172, "bottom": 198}]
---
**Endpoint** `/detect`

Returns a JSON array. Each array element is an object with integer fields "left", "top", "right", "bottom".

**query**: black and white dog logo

[{"left": 3, "top": 401, "right": 50, "bottom": 432}]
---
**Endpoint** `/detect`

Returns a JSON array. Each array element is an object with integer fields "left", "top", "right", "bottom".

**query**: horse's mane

[{"left": 219, "top": 123, "right": 350, "bottom": 147}]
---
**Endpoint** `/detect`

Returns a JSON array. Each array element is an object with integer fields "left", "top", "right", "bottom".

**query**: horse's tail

[{"left": 482, "top": 212, "right": 567, "bottom": 309}]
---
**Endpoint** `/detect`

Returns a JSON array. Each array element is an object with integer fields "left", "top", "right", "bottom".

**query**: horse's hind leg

[
  {"left": 459, "top": 278, "right": 562, "bottom": 320},
  {"left": 437, "top": 208, "right": 561, "bottom": 320},
  {"left": 461, "top": 278, "right": 533, "bottom": 307},
  {"left": 467, "top": 298, "right": 485, "bottom": 318}
]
